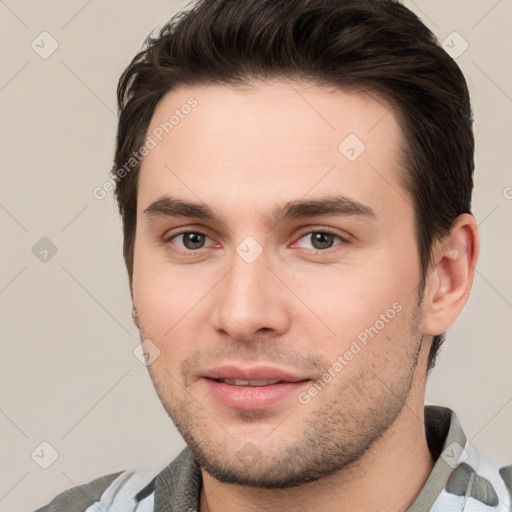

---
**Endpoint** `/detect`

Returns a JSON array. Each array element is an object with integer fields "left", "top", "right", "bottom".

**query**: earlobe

[{"left": 422, "top": 214, "right": 479, "bottom": 336}]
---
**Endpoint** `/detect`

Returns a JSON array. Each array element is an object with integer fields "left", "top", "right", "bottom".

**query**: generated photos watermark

[
  {"left": 93, "top": 96, "right": 198, "bottom": 200},
  {"left": 298, "top": 301, "right": 403, "bottom": 405}
]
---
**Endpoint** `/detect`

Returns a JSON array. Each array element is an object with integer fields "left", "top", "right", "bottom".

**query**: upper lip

[{"left": 201, "top": 364, "right": 310, "bottom": 382}]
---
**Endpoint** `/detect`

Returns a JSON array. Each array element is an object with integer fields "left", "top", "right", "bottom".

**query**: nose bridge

[
  {"left": 229, "top": 255, "right": 264, "bottom": 302},
  {"left": 212, "top": 243, "right": 289, "bottom": 340}
]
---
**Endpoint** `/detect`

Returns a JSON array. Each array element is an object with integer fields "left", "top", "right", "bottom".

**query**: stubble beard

[{"left": 142, "top": 300, "right": 424, "bottom": 489}]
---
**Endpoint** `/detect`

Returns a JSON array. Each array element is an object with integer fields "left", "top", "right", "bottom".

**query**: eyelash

[{"left": 165, "top": 228, "right": 349, "bottom": 255}]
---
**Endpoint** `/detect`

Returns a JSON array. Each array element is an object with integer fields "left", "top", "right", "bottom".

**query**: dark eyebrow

[
  {"left": 143, "top": 194, "right": 376, "bottom": 224},
  {"left": 272, "top": 195, "right": 376, "bottom": 223},
  {"left": 143, "top": 197, "right": 220, "bottom": 221}
]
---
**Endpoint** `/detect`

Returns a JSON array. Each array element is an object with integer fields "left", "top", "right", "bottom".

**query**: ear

[{"left": 422, "top": 213, "right": 479, "bottom": 336}]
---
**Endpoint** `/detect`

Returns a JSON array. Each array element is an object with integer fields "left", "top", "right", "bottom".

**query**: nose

[{"left": 210, "top": 248, "right": 291, "bottom": 342}]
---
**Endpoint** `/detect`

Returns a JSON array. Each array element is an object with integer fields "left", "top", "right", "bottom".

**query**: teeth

[{"left": 218, "top": 378, "right": 281, "bottom": 386}]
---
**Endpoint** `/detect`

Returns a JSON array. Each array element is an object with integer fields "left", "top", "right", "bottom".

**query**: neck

[
  {"left": 200, "top": 357, "right": 434, "bottom": 512},
  {"left": 200, "top": 406, "right": 433, "bottom": 512}
]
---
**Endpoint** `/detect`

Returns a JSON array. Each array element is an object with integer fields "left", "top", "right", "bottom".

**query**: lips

[
  {"left": 216, "top": 378, "right": 281, "bottom": 386},
  {"left": 200, "top": 364, "right": 311, "bottom": 410},
  {"left": 202, "top": 364, "right": 309, "bottom": 383}
]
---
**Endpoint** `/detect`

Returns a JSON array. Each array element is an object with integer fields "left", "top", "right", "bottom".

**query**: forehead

[{"left": 137, "top": 80, "right": 409, "bottom": 222}]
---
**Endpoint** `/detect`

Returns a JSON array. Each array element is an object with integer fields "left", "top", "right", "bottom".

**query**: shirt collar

[{"left": 149, "top": 405, "right": 507, "bottom": 512}]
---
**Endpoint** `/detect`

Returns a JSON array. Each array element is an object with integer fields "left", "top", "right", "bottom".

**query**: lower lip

[{"left": 203, "top": 378, "right": 310, "bottom": 410}]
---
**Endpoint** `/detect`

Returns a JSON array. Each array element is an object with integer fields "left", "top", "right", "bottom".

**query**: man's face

[{"left": 132, "top": 80, "right": 428, "bottom": 487}]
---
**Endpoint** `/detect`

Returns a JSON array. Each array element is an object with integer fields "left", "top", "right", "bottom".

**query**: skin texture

[{"left": 132, "top": 80, "right": 479, "bottom": 512}]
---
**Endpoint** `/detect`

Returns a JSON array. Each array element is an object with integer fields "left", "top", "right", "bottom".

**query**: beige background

[{"left": 0, "top": 1, "right": 511, "bottom": 510}]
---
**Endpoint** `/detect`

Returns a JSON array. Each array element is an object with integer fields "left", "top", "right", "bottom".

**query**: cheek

[
  {"left": 132, "top": 246, "right": 216, "bottom": 355},
  {"left": 133, "top": 264, "right": 169, "bottom": 332},
  {"left": 287, "top": 255, "right": 417, "bottom": 352},
  {"left": 133, "top": 271, "right": 188, "bottom": 374},
  {"left": 132, "top": 246, "right": 178, "bottom": 346}
]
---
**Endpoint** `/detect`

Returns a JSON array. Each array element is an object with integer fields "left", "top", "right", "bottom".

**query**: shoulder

[
  {"left": 457, "top": 447, "right": 512, "bottom": 511},
  {"left": 500, "top": 463, "right": 512, "bottom": 498},
  {"left": 34, "top": 470, "right": 125, "bottom": 512},
  {"left": 33, "top": 449, "right": 194, "bottom": 512}
]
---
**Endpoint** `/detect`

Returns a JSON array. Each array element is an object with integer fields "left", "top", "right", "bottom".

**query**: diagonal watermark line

[
  {"left": 60, "top": 204, "right": 89, "bottom": 233},
  {"left": 0, "top": 265, "right": 28, "bottom": 296},
  {"left": 163, "top": 163, "right": 233, "bottom": 235},
  {"left": 403, "top": 204, "right": 498, "bottom": 303},
  {"left": 266, "top": 266, "right": 336, "bottom": 336},
  {"left": 203, "top": 479, "right": 224, "bottom": 503},
  {"left": 368, "top": 162, "right": 412, "bottom": 208},
  {"left": 362, "top": 88, "right": 394, "bottom": 133},
  {"left": 164, "top": 267, "right": 233, "bottom": 336},
  {"left": 299, "top": 164, "right": 337, "bottom": 199},
  {"left": 0, "top": 61, "right": 29, "bottom": 92},
  {"left": 283, "top": 78, "right": 336, "bottom": 131},
  {"left": 408, "top": 0, "right": 439, "bottom": 28},
  {"left": 470, "top": 204, "right": 512, "bottom": 309},
  {"left": 61, "top": 0, "right": 93, "bottom": 29},
  {"left": 0, "top": 472, "right": 29, "bottom": 502},
  {"left": 474, "top": 267, "right": 512, "bottom": 310},
  {"left": 61, "top": 61, "right": 117, "bottom": 116},
  {"left": 373, "top": 173, "right": 500, "bottom": 300},
  {"left": 471, "top": 0, "right": 503, "bottom": 30},
  {"left": 165, "top": 368, "right": 233, "bottom": 437},
  {"left": 0, "top": 0, "right": 29, "bottom": 28},
  {"left": 282, "top": 489, "right": 313, "bottom": 512},
  {"left": 61, "top": 369, "right": 131, "bottom": 439},
  {"left": 367, "top": 365, "right": 425, "bottom": 427},
  {"left": 471, "top": 395, "right": 512, "bottom": 440},
  {"left": 163, "top": 163, "right": 209, "bottom": 205},
  {"left": 472, "top": 61, "right": 512, "bottom": 104},
  {"left": 477, "top": 204, "right": 499, "bottom": 228},
  {"left": 268, "top": 164, "right": 337, "bottom": 234},
  {"left": 0, "top": 202, "right": 29, "bottom": 233},
  {"left": 61, "top": 471, "right": 109, "bottom": 512},
  {"left": 61, "top": 265, "right": 132, "bottom": 334},
  {"left": 368, "top": 108, "right": 390, "bottom": 132},
  {"left": 264, "top": 409, "right": 294, "bottom": 439},
  {"left": 0, "top": 407, "right": 29, "bottom": 438}
]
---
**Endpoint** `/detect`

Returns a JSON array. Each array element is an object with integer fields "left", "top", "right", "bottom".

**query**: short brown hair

[{"left": 113, "top": 0, "right": 474, "bottom": 372}]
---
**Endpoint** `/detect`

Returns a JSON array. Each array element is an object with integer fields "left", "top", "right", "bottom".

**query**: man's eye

[
  {"left": 169, "top": 231, "right": 212, "bottom": 250},
  {"left": 295, "top": 231, "right": 344, "bottom": 251}
]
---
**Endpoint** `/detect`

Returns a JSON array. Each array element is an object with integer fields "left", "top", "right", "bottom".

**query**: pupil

[
  {"left": 312, "top": 232, "right": 334, "bottom": 250},
  {"left": 184, "top": 232, "right": 205, "bottom": 249}
]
